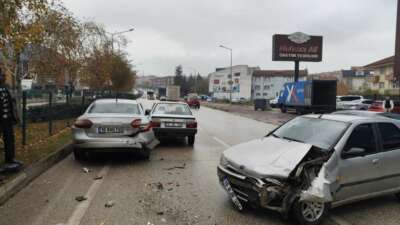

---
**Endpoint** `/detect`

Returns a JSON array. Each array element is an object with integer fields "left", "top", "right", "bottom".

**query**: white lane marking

[
  {"left": 213, "top": 136, "right": 231, "bottom": 148},
  {"left": 66, "top": 165, "right": 110, "bottom": 225}
]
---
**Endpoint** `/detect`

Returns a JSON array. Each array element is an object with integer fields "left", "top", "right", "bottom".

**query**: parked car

[
  {"left": 186, "top": 97, "right": 200, "bottom": 109},
  {"left": 72, "top": 99, "right": 158, "bottom": 160},
  {"left": 336, "top": 95, "right": 364, "bottom": 110},
  {"left": 217, "top": 114, "right": 400, "bottom": 225},
  {"left": 339, "top": 99, "right": 373, "bottom": 110},
  {"left": 368, "top": 100, "right": 400, "bottom": 113},
  {"left": 147, "top": 101, "right": 197, "bottom": 145},
  {"left": 270, "top": 97, "right": 279, "bottom": 108}
]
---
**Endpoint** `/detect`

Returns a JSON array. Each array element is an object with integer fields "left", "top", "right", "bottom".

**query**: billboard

[{"left": 273, "top": 32, "right": 323, "bottom": 62}]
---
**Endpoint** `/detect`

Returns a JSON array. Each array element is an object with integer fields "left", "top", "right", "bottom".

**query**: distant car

[
  {"left": 186, "top": 98, "right": 200, "bottom": 109},
  {"left": 147, "top": 102, "right": 197, "bottom": 145},
  {"left": 336, "top": 95, "right": 364, "bottom": 110},
  {"left": 218, "top": 113, "right": 400, "bottom": 225},
  {"left": 232, "top": 97, "right": 247, "bottom": 104},
  {"left": 206, "top": 97, "right": 213, "bottom": 102},
  {"left": 339, "top": 99, "right": 373, "bottom": 110},
  {"left": 160, "top": 96, "right": 167, "bottom": 101},
  {"left": 368, "top": 100, "right": 400, "bottom": 113},
  {"left": 72, "top": 99, "right": 158, "bottom": 160},
  {"left": 270, "top": 97, "right": 279, "bottom": 108}
]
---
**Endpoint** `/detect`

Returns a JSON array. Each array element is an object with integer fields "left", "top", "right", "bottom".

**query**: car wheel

[
  {"left": 73, "top": 148, "right": 87, "bottom": 161},
  {"left": 292, "top": 199, "right": 329, "bottom": 225},
  {"left": 188, "top": 135, "right": 195, "bottom": 146}
]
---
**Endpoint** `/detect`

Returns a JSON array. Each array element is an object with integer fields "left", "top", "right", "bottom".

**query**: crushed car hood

[{"left": 223, "top": 137, "right": 313, "bottom": 179}]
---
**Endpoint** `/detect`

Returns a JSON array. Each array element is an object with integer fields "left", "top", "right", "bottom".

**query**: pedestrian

[
  {"left": 0, "top": 68, "right": 22, "bottom": 171},
  {"left": 383, "top": 96, "right": 394, "bottom": 113}
]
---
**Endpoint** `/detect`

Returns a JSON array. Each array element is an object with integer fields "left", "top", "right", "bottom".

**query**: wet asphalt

[{"left": 0, "top": 101, "right": 399, "bottom": 225}]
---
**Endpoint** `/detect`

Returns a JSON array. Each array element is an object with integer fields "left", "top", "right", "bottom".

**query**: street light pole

[
  {"left": 395, "top": 0, "right": 400, "bottom": 95},
  {"left": 219, "top": 45, "right": 233, "bottom": 103},
  {"left": 109, "top": 28, "right": 135, "bottom": 54}
]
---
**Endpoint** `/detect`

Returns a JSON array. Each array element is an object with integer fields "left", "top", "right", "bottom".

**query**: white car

[
  {"left": 72, "top": 99, "right": 159, "bottom": 160},
  {"left": 336, "top": 95, "right": 364, "bottom": 110},
  {"left": 340, "top": 99, "right": 373, "bottom": 110},
  {"left": 270, "top": 97, "right": 279, "bottom": 108}
]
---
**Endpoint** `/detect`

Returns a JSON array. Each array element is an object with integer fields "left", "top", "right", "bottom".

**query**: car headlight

[{"left": 219, "top": 154, "right": 229, "bottom": 167}]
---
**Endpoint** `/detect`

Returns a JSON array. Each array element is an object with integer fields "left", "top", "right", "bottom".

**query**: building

[
  {"left": 252, "top": 70, "right": 307, "bottom": 99},
  {"left": 151, "top": 76, "right": 174, "bottom": 88},
  {"left": 364, "top": 56, "right": 399, "bottom": 94},
  {"left": 135, "top": 75, "right": 157, "bottom": 88},
  {"left": 310, "top": 67, "right": 371, "bottom": 94},
  {"left": 208, "top": 65, "right": 260, "bottom": 100}
]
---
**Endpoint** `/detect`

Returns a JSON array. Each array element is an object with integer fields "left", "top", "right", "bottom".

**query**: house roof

[
  {"left": 364, "top": 56, "right": 394, "bottom": 69},
  {"left": 252, "top": 69, "right": 307, "bottom": 77}
]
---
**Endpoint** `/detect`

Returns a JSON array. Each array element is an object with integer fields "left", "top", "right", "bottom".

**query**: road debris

[
  {"left": 167, "top": 188, "right": 173, "bottom": 191},
  {"left": 147, "top": 222, "right": 154, "bottom": 225},
  {"left": 164, "top": 163, "right": 186, "bottom": 170},
  {"left": 75, "top": 196, "right": 87, "bottom": 202},
  {"left": 157, "top": 211, "right": 164, "bottom": 215},
  {"left": 160, "top": 158, "right": 164, "bottom": 161},
  {"left": 94, "top": 175, "right": 103, "bottom": 180},
  {"left": 161, "top": 218, "right": 167, "bottom": 223},
  {"left": 156, "top": 182, "right": 164, "bottom": 190},
  {"left": 105, "top": 200, "right": 115, "bottom": 208},
  {"left": 82, "top": 167, "right": 90, "bottom": 173}
]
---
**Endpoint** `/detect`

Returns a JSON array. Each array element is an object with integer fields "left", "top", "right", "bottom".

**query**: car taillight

[
  {"left": 74, "top": 119, "right": 93, "bottom": 129},
  {"left": 131, "top": 119, "right": 142, "bottom": 128},
  {"left": 151, "top": 121, "right": 161, "bottom": 128},
  {"left": 186, "top": 121, "right": 197, "bottom": 128}
]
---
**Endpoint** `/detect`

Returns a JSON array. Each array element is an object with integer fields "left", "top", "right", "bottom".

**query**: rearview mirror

[
  {"left": 145, "top": 109, "right": 151, "bottom": 116},
  {"left": 343, "top": 147, "right": 366, "bottom": 158}
]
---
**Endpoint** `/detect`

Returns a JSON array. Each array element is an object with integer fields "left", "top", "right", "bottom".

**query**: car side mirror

[
  {"left": 145, "top": 109, "right": 151, "bottom": 116},
  {"left": 343, "top": 147, "right": 366, "bottom": 159}
]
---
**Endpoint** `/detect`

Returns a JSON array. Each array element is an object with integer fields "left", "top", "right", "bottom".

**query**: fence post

[
  {"left": 48, "top": 92, "right": 53, "bottom": 136},
  {"left": 22, "top": 91, "right": 27, "bottom": 146}
]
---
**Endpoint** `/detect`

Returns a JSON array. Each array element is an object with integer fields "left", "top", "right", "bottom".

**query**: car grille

[{"left": 218, "top": 166, "right": 261, "bottom": 204}]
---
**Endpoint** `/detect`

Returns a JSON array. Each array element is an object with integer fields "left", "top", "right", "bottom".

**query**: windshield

[
  {"left": 339, "top": 96, "right": 361, "bottom": 101},
  {"left": 153, "top": 103, "right": 192, "bottom": 115},
  {"left": 273, "top": 117, "right": 349, "bottom": 150},
  {"left": 89, "top": 102, "right": 141, "bottom": 114}
]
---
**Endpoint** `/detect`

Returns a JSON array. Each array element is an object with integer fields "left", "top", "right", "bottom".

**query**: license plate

[
  {"left": 223, "top": 178, "right": 243, "bottom": 210},
  {"left": 98, "top": 127, "right": 123, "bottom": 134},
  {"left": 165, "top": 122, "right": 182, "bottom": 127}
]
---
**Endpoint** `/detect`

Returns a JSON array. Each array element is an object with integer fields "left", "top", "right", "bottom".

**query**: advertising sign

[{"left": 273, "top": 32, "right": 323, "bottom": 62}]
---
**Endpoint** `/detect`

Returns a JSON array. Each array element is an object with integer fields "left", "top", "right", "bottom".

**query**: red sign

[
  {"left": 213, "top": 79, "right": 220, "bottom": 84},
  {"left": 272, "top": 33, "right": 323, "bottom": 62}
]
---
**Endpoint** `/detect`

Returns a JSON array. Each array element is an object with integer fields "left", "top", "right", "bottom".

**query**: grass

[{"left": 0, "top": 119, "right": 73, "bottom": 166}]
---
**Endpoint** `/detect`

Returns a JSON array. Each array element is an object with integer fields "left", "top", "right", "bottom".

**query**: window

[
  {"left": 256, "top": 93, "right": 261, "bottom": 96},
  {"left": 263, "top": 93, "right": 268, "bottom": 96},
  {"left": 234, "top": 72, "right": 240, "bottom": 77},
  {"left": 362, "top": 100, "right": 373, "bottom": 104},
  {"left": 153, "top": 103, "right": 192, "bottom": 115},
  {"left": 264, "top": 85, "right": 269, "bottom": 90},
  {"left": 344, "top": 124, "right": 376, "bottom": 155},
  {"left": 89, "top": 103, "right": 140, "bottom": 114},
  {"left": 254, "top": 85, "right": 261, "bottom": 90},
  {"left": 379, "top": 82, "right": 384, "bottom": 89},
  {"left": 378, "top": 123, "right": 400, "bottom": 151}
]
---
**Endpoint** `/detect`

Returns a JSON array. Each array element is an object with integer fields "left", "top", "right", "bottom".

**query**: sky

[{"left": 64, "top": 0, "right": 397, "bottom": 77}]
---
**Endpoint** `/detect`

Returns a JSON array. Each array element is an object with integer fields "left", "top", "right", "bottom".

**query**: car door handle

[{"left": 372, "top": 159, "right": 379, "bottom": 164}]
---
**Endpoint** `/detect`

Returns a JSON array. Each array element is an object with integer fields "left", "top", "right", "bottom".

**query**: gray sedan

[
  {"left": 72, "top": 99, "right": 158, "bottom": 160},
  {"left": 218, "top": 114, "right": 400, "bottom": 225}
]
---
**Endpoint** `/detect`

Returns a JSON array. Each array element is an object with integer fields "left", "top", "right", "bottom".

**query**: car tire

[
  {"left": 292, "top": 199, "right": 329, "bottom": 225},
  {"left": 73, "top": 148, "right": 87, "bottom": 161},
  {"left": 188, "top": 135, "right": 195, "bottom": 146}
]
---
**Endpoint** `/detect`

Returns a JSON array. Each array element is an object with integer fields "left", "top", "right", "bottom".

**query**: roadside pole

[
  {"left": 22, "top": 91, "right": 27, "bottom": 146},
  {"left": 394, "top": 0, "right": 400, "bottom": 97},
  {"left": 48, "top": 92, "right": 53, "bottom": 136},
  {"left": 294, "top": 60, "right": 300, "bottom": 82}
]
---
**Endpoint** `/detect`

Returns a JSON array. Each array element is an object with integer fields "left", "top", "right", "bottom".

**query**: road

[{"left": 0, "top": 102, "right": 399, "bottom": 225}]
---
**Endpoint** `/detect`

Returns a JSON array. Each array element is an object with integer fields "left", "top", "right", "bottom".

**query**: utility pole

[
  {"left": 395, "top": 0, "right": 400, "bottom": 95},
  {"left": 219, "top": 45, "right": 233, "bottom": 103}
]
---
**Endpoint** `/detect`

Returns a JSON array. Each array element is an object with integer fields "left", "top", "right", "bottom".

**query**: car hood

[{"left": 222, "top": 137, "right": 313, "bottom": 179}]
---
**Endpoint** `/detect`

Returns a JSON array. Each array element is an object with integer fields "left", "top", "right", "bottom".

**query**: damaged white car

[{"left": 218, "top": 114, "right": 400, "bottom": 225}]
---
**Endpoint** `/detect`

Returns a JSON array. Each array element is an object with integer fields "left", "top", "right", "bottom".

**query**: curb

[{"left": 0, "top": 142, "right": 73, "bottom": 205}]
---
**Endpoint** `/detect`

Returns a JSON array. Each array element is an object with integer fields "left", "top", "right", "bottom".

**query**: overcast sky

[{"left": 64, "top": 0, "right": 397, "bottom": 76}]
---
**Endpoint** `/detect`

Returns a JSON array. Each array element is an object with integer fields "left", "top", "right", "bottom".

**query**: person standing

[
  {"left": 383, "top": 96, "right": 395, "bottom": 113},
  {"left": 0, "top": 68, "right": 21, "bottom": 169}
]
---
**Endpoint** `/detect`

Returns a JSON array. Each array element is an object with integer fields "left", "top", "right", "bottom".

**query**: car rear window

[
  {"left": 377, "top": 123, "right": 400, "bottom": 151},
  {"left": 89, "top": 102, "right": 140, "bottom": 114},
  {"left": 153, "top": 103, "right": 192, "bottom": 115},
  {"left": 339, "top": 96, "right": 361, "bottom": 101}
]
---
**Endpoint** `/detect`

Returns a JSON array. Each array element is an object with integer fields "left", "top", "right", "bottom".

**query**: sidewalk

[{"left": 202, "top": 102, "right": 296, "bottom": 126}]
